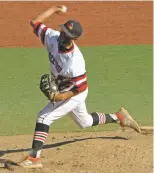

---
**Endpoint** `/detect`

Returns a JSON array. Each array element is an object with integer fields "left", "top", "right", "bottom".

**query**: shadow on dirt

[
  {"left": 0, "top": 159, "right": 20, "bottom": 171},
  {"left": 0, "top": 136, "right": 128, "bottom": 158}
]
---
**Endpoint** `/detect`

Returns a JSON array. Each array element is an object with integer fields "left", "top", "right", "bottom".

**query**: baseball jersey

[{"left": 31, "top": 22, "right": 88, "bottom": 101}]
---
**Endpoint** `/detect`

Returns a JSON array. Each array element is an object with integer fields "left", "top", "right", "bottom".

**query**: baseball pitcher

[{"left": 20, "top": 5, "right": 141, "bottom": 168}]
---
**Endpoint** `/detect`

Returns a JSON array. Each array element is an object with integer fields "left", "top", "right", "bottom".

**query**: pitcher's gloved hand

[{"left": 40, "top": 74, "right": 58, "bottom": 101}]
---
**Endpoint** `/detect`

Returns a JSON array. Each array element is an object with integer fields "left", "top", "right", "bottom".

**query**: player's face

[{"left": 58, "top": 31, "right": 72, "bottom": 47}]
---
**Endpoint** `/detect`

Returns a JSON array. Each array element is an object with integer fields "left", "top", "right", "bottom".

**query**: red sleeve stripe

[
  {"left": 37, "top": 24, "right": 46, "bottom": 36},
  {"left": 76, "top": 81, "right": 87, "bottom": 88},
  {"left": 30, "top": 21, "right": 42, "bottom": 36},
  {"left": 72, "top": 73, "right": 87, "bottom": 87},
  {"left": 72, "top": 73, "right": 86, "bottom": 82},
  {"left": 30, "top": 22, "right": 48, "bottom": 44},
  {"left": 72, "top": 81, "right": 88, "bottom": 93},
  {"left": 76, "top": 77, "right": 86, "bottom": 86},
  {"left": 77, "top": 83, "right": 88, "bottom": 92}
]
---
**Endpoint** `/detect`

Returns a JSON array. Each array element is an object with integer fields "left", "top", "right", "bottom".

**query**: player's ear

[{"left": 72, "top": 38, "right": 77, "bottom": 41}]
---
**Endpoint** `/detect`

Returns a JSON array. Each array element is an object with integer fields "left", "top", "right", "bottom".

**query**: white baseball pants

[{"left": 37, "top": 98, "right": 93, "bottom": 129}]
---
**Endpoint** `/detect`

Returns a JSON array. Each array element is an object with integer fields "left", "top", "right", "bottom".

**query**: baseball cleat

[
  {"left": 19, "top": 156, "right": 43, "bottom": 169},
  {"left": 116, "top": 107, "right": 141, "bottom": 133}
]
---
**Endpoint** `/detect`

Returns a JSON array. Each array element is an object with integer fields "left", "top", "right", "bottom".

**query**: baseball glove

[{"left": 40, "top": 74, "right": 58, "bottom": 100}]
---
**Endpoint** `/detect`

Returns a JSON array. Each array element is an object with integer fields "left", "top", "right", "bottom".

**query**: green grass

[{"left": 0, "top": 45, "right": 152, "bottom": 136}]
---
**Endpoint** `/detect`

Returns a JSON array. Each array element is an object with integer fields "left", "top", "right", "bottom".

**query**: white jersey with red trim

[{"left": 32, "top": 22, "right": 88, "bottom": 101}]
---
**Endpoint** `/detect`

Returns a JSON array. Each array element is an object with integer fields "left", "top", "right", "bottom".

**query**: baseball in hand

[{"left": 60, "top": 5, "right": 67, "bottom": 13}]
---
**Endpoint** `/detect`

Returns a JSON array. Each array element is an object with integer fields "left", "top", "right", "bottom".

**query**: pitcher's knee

[
  {"left": 77, "top": 114, "right": 93, "bottom": 129},
  {"left": 37, "top": 111, "right": 53, "bottom": 126}
]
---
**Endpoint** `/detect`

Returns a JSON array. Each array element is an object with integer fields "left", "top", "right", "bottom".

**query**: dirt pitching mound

[{"left": 0, "top": 130, "right": 153, "bottom": 173}]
